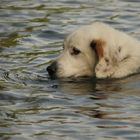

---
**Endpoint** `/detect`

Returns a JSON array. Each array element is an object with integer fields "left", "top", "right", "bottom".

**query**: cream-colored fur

[{"left": 55, "top": 22, "right": 140, "bottom": 78}]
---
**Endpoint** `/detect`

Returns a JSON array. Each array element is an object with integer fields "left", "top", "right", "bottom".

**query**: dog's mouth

[{"left": 47, "top": 65, "right": 96, "bottom": 80}]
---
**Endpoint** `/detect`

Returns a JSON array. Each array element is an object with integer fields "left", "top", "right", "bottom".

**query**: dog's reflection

[
  {"left": 56, "top": 77, "right": 121, "bottom": 96},
  {"left": 50, "top": 75, "right": 140, "bottom": 120}
]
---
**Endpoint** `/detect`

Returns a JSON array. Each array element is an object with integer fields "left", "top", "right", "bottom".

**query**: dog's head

[{"left": 47, "top": 22, "right": 111, "bottom": 79}]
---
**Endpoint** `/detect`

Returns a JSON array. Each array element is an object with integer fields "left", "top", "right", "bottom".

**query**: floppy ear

[{"left": 90, "top": 39, "right": 106, "bottom": 60}]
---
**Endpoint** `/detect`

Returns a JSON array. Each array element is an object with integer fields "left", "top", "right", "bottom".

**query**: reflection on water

[{"left": 0, "top": 0, "right": 140, "bottom": 140}]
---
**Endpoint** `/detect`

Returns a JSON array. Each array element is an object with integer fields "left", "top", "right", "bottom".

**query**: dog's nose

[{"left": 47, "top": 62, "right": 57, "bottom": 76}]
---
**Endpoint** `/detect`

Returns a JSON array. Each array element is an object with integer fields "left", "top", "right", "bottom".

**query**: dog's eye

[{"left": 71, "top": 47, "right": 81, "bottom": 55}]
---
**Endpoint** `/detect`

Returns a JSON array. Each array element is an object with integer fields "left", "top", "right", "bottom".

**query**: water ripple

[{"left": 0, "top": 0, "right": 140, "bottom": 140}]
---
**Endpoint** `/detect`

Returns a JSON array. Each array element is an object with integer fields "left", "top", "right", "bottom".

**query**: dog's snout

[{"left": 47, "top": 62, "right": 57, "bottom": 76}]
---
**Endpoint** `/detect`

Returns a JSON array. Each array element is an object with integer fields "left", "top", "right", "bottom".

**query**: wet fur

[{"left": 50, "top": 22, "right": 140, "bottom": 79}]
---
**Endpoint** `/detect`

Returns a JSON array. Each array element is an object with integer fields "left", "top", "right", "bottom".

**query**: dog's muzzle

[{"left": 47, "top": 61, "right": 57, "bottom": 78}]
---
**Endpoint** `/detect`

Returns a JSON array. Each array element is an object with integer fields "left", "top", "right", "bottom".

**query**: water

[{"left": 0, "top": 0, "right": 140, "bottom": 140}]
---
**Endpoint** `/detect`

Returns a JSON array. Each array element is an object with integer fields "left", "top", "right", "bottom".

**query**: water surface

[{"left": 0, "top": 0, "right": 140, "bottom": 140}]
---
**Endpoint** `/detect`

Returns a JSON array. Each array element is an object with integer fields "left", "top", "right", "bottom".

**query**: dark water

[{"left": 0, "top": 0, "right": 140, "bottom": 140}]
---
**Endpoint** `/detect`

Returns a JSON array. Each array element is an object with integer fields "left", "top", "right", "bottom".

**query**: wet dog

[{"left": 47, "top": 22, "right": 140, "bottom": 79}]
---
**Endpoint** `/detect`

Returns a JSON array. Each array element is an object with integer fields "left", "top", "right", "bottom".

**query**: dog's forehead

[
  {"left": 63, "top": 23, "right": 109, "bottom": 49},
  {"left": 64, "top": 29, "right": 89, "bottom": 48}
]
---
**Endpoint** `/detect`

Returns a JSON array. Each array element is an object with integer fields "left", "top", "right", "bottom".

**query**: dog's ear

[{"left": 90, "top": 39, "right": 105, "bottom": 60}]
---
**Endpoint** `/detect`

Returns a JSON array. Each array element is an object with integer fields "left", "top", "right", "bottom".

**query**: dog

[{"left": 47, "top": 22, "right": 140, "bottom": 79}]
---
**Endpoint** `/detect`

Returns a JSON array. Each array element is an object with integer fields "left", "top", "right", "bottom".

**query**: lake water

[{"left": 0, "top": 0, "right": 140, "bottom": 140}]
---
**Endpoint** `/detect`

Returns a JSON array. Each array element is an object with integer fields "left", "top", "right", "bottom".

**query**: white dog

[{"left": 47, "top": 22, "right": 140, "bottom": 79}]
